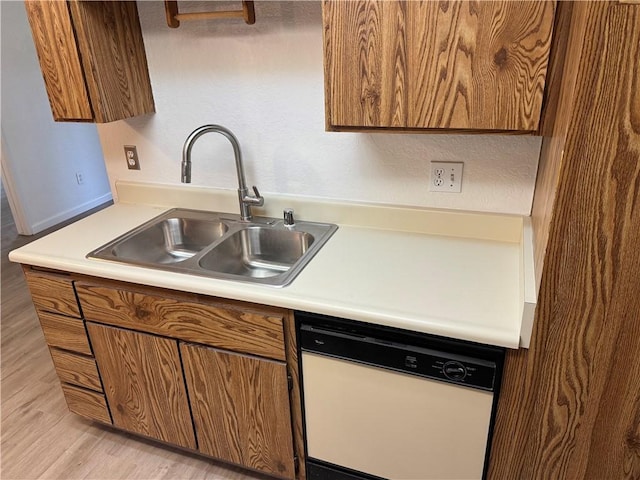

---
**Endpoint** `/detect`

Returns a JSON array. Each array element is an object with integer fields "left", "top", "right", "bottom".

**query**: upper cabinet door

[
  {"left": 24, "top": 1, "right": 93, "bottom": 121},
  {"left": 322, "top": 0, "right": 556, "bottom": 132},
  {"left": 24, "top": 1, "right": 155, "bottom": 123}
]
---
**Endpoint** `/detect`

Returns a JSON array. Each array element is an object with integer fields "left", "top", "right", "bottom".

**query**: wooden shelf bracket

[{"left": 164, "top": 1, "right": 255, "bottom": 28}]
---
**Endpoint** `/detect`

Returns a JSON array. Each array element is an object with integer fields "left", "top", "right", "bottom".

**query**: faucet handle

[
  {"left": 242, "top": 185, "right": 264, "bottom": 207},
  {"left": 251, "top": 186, "right": 264, "bottom": 206}
]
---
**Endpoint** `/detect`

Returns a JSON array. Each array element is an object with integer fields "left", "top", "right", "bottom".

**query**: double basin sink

[{"left": 88, "top": 208, "right": 338, "bottom": 287}]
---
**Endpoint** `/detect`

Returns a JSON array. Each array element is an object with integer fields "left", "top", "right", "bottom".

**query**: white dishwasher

[{"left": 297, "top": 313, "right": 504, "bottom": 480}]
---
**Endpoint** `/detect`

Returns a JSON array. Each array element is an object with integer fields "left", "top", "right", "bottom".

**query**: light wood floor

[{"left": 1, "top": 188, "right": 265, "bottom": 479}]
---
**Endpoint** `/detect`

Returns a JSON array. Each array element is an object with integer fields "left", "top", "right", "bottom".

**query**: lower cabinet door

[
  {"left": 180, "top": 342, "right": 296, "bottom": 480},
  {"left": 86, "top": 322, "right": 196, "bottom": 449}
]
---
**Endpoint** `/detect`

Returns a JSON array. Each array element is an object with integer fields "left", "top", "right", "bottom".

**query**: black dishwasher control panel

[{"left": 300, "top": 322, "right": 498, "bottom": 391}]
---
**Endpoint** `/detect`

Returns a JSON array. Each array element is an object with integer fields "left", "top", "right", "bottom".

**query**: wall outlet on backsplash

[
  {"left": 124, "top": 145, "right": 140, "bottom": 170},
  {"left": 430, "top": 162, "right": 463, "bottom": 193}
]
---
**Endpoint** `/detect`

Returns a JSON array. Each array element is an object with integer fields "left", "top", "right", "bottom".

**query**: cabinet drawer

[
  {"left": 39, "top": 311, "right": 92, "bottom": 355},
  {"left": 76, "top": 283, "right": 286, "bottom": 360},
  {"left": 24, "top": 269, "right": 81, "bottom": 318},
  {"left": 49, "top": 348, "right": 102, "bottom": 392},
  {"left": 60, "top": 383, "right": 111, "bottom": 424}
]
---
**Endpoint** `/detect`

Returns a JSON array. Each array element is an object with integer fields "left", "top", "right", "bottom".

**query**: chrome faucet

[{"left": 181, "top": 124, "right": 264, "bottom": 221}]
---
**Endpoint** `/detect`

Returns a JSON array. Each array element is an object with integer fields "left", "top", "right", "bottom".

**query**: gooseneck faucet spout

[{"left": 181, "top": 124, "right": 264, "bottom": 221}]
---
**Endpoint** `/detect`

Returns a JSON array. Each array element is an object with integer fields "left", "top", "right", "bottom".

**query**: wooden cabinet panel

[
  {"left": 76, "top": 283, "right": 286, "bottom": 361},
  {"left": 181, "top": 343, "right": 296, "bottom": 479},
  {"left": 489, "top": 2, "right": 640, "bottom": 478},
  {"left": 86, "top": 322, "right": 196, "bottom": 450},
  {"left": 68, "top": 1, "right": 155, "bottom": 123},
  {"left": 60, "top": 383, "right": 111, "bottom": 424},
  {"left": 407, "top": 1, "right": 555, "bottom": 130},
  {"left": 24, "top": 0, "right": 93, "bottom": 120},
  {"left": 324, "top": 0, "right": 409, "bottom": 128},
  {"left": 49, "top": 348, "right": 102, "bottom": 391},
  {"left": 323, "top": 0, "right": 556, "bottom": 131},
  {"left": 24, "top": 1, "right": 154, "bottom": 123},
  {"left": 23, "top": 269, "right": 81, "bottom": 318},
  {"left": 20, "top": 268, "right": 304, "bottom": 477},
  {"left": 39, "top": 311, "right": 92, "bottom": 355}
]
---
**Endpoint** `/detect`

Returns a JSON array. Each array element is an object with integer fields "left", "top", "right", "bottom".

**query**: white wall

[
  {"left": 98, "top": 1, "right": 541, "bottom": 215},
  {"left": 1, "top": 1, "right": 111, "bottom": 235}
]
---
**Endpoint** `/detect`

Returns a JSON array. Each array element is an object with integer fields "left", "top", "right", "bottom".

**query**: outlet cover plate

[
  {"left": 124, "top": 145, "right": 140, "bottom": 170},
  {"left": 430, "top": 161, "right": 463, "bottom": 193}
]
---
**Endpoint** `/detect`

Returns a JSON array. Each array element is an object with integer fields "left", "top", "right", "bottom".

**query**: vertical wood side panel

[
  {"left": 283, "top": 310, "right": 306, "bottom": 480},
  {"left": 530, "top": 1, "right": 584, "bottom": 288},
  {"left": 489, "top": 2, "right": 640, "bottom": 478}
]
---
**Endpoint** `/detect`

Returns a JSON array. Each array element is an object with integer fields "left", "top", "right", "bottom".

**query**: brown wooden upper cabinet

[
  {"left": 24, "top": 1, "right": 155, "bottom": 123},
  {"left": 322, "top": 0, "right": 556, "bottom": 132}
]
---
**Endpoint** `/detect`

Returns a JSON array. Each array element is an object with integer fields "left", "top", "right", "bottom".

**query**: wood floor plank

[{"left": 1, "top": 186, "right": 266, "bottom": 480}]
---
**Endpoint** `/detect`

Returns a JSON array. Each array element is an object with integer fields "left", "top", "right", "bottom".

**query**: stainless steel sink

[
  {"left": 88, "top": 208, "right": 337, "bottom": 287},
  {"left": 108, "top": 214, "right": 228, "bottom": 264},
  {"left": 199, "top": 226, "right": 315, "bottom": 279}
]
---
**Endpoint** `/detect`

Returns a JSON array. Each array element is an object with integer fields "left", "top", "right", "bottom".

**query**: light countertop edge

[
  {"left": 519, "top": 218, "right": 537, "bottom": 348},
  {"left": 9, "top": 182, "right": 535, "bottom": 349}
]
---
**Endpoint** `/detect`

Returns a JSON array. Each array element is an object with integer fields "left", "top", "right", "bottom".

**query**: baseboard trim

[{"left": 30, "top": 192, "right": 113, "bottom": 234}]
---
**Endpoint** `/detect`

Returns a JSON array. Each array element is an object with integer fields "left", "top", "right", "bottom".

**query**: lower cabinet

[
  {"left": 86, "top": 322, "right": 197, "bottom": 450},
  {"left": 22, "top": 267, "right": 302, "bottom": 480},
  {"left": 181, "top": 343, "right": 296, "bottom": 479},
  {"left": 23, "top": 268, "right": 112, "bottom": 425},
  {"left": 85, "top": 322, "right": 297, "bottom": 478}
]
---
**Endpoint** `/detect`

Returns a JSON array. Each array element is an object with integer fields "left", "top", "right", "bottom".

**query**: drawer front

[
  {"left": 24, "top": 269, "right": 81, "bottom": 318},
  {"left": 60, "top": 383, "right": 111, "bottom": 424},
  {"left": 49, "top": 348, "right": 102, "bottom": 392},
  {"left": 39, "top": 311, "right": 92, "bottom": 355},
  {"left": 76, "top": 283, "right": 286, "bottom": 360}
]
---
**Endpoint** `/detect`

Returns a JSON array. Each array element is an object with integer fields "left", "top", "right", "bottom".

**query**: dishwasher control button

[
  {"left": 443, "top": 361, "right": 467, "bottom": 381},
  {"left": 405, "top": 355, "right": 418, "bottom": 369}
]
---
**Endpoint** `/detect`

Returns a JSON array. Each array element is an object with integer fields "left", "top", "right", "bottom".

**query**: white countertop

[{"left": 9, "top": 182, "right": 536, "bottom": 349}]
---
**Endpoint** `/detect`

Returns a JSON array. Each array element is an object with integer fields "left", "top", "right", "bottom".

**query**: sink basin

[
  {"left": 88, "top": 208, "right": 337, "bottom": 287},
  {"left": 199, "top": 227, "right": 314, "bottom": 278},
  {"left": 109, "top": 216, "right": 228, "bottom": 264}
]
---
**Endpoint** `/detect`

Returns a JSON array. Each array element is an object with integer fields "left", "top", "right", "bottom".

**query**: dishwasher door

[{"left": 299, "top": 321, "right": 500, "bottom": 480}]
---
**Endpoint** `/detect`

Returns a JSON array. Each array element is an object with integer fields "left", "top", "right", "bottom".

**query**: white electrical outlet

[
  {"left": 124, "top": 145, "right": 140, "bottom": 170},
  {"left": 75, "top": 172, "right": 85, "bottom": 185},
  {"left": 430, "top": 162, "right": 463, "bottom": 192}
]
